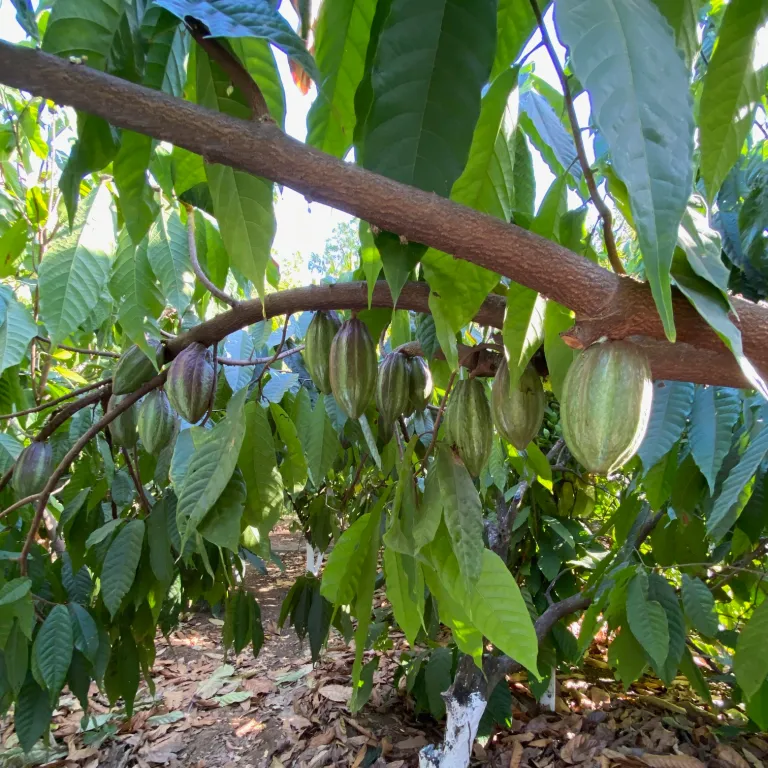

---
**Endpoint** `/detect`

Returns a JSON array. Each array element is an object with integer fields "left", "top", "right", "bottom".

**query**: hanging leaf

[
  {"left": 647, "top": 573, "right": 686, "bottom": 685},
  {"left": 557, "top": 0, "right": 694, "bottom": 341},
  {"left": 383, "top": 548, "right": 424, "bottom": 647},
  {"left": 68, "top": 603, "right": 100, "bottom": 663},
  {"left": 681, "top": 575, "right": 718, "bottom": 638},
  {"left": 147, "top": 207, "right": 193, "bottom": 316},
  {"left": 503, "top": 283, "right": 546, "bottom": 387},
  {"left": 0, "top": 292, "right": 37, "bottom": 377},
  {"left": 101, "top": 520, "right": 145, "bottom": 618},
  {"left": 14, "top": 678, "right": 52, "bottom": 753},
  {"left": 491, "top": 0, "right": 540, "bottom": 78},
  {"left": 543, "top": 300, "right": 575, "bottom": 401},
  {"left": 34, "top": 605, "right": 73, "bottom": 699},
  {"left": 608, "top": 628, "right": 647, "bottom": 688},
  {"left": 735, "top": 600, "right": 768, "bottom": 700},
  {"left": 305, "top": 397, "right": 340, "bottom": 486},
  {"left": 638, "top": 380, "right": 695, "bottom": 471},
  {"left": 626, "top": 571, "right": 669, "bottom": 669}
]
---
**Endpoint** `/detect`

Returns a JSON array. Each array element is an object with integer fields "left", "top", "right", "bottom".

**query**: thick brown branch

[
  {"left": 3, "top": 44, "right": 767, "bottom": 387},
  {"left": 529, "top": 0, "right": 624, "bottom": 276}
]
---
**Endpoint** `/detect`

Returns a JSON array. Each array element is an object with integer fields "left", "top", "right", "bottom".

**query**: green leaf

[
  {"left": 0, "top": 219, "right": 28, "bottom": 278},
  {"left": 556, "top": 0, "right": 694, "bottom": 341},
  {"left": 68, "top": 603, "right": 99, "bottom": 664},
  {"left": 679, "top": 646, "right": 713, "bottom": 706},
  {"left": 34, "top": 605, "right": 73, "bottom": 699},
  {"left": 38, "top": 185, "right": 114, "bottom": 348},
  {"left": 625, "top": 571, "right": 669, "bottom": 669},
  {"left": 5, "top": 619, "right": 28, "bottom": 695},
  {"left": 608, "top": 628, "right": 647, "bottom": 688},
  {"left": 0, "top": 433, "right": 22, "bottom": 474},
  {"left": 14, "top": 677, "right": 52, "bottom": 753},
  {"left": 269, "top": 402, "right": 308, "bottom": 495},
  {"left": 85, "top": 518, "right": 122, "bottom": 550},
  {"left": 153, "top": 0, "right": 318, "bottom": 80},
  {"left": 435, "top": 445, "right": 484, "bottom": 590},
  {"left": 113, "top": 130, "right": 159, "bottom": 245},
  {"left": 511, "top": 127, "right": 535, "bottom": 216},
  {"left": 177, "top": 388, "right": 247, "bottom": 547},
  {"left": 543, "top": 300, "right": 575, "bottom": 401},
  {"left": 228, "top": 38, "right": 286, "bottom": 128},
  {"left": 689, "top": 386, "right": 741, "bottom": 494},
  {"left": 708, "top": 423, "right": 768, "bottom": 542},
  {"left": 0, "top": 291, "right": 36, "bottom": 377},
  {"left": 239, "top": 402, "right": 284, "bottom": 533},
  {"left": 359, "top": 222, "right": 382, "bottom": 309},
  {"left": 305, "top": 397, "right": 340, "bottom": 486},
  {"left": 307, "top": 0, "right": 376, "bottom": 158},
  {"left": 0, "top": 577, "right": 32, "bottom": 607},
  {"left": 383, "top": 548, "right": 424, "bottom": 647},
  {"left": 648, "top": 0, "right": 703, "bottom": 66},
  {"left": 491, "top": 0, "right": 539, "bottom": 79},
  {"left": 638, "top": 381, "right": 694, "bottom": 471},
  {"left": 700, "top": 0, "right": 767, "bottom": 202},
  {"left": 147, "top": 208, "right": 193, "bottom": 316},
  {"left": 503, "top": 283, "right": 545, "bottom": 386},
  {"left": 735, "top": 600, "right": 768, "bottom": 700},
  {"left": 147, "top": 498, "right": 174, "bottom": 583},
  {"left": 101, "top": 519, "right": 145, "bottom": 618},
  {"left": 199, "top": 470, "right": 246, "bottom": 551},
  {"left": 196, "top": 44, "right": 275, "bottom": 301},
  {"left": 678, "top": 206, "right": 730, "bottom": 294},
  {"left": 424, "top": 647, "right": 453, "bottom": 719},
  {"left": 647, "top": 573, "right": 686, "bottom": 685},
  {"left": 681, "top": 575, "right": 718, "bottom": 638}
]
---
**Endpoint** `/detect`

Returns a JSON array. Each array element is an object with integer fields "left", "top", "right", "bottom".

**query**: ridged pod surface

[
  {"left": 138, "top": 390, "right": 176, "bottom": 455},
  {"left": 445, "top": 378, "right": 493, "bottom": 477},
  {"left": 561, "top": 341, "right": 652, "bottom": 475},
  {"left": 407, "top": 356, "right": 433, "bottom": 414},
  {"left": 492, "top": 360, "right": 545, "bottom": 450},
  {"left": 12, "top": 442, "right": 53, "bottom": 498},
  {"left": 329, "top": 317, "right": 377, "bottom": 419},
  {"left": 376, "top": 352, "right": 411, "bottom": 438},
  {"left": 304, "top": 311, "right": 341, "bottom": 393},
  {"left": 112, "top": 341, "right": 163, "bottom": 395},
  {"left": 166, "top": 343, "right": 214, "bottom": 423},
  {"left": 108, "top": 394, "right": 138, "bottom": 448}
]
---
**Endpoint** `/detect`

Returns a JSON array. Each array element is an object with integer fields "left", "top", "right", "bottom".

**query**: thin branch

[
  {"left": 255, "top": 315, "right": 291, "bottom": 396},
  {"left": 121, "top": 447, "right": 151, "bottom": 514},
  {"left": 0, "top": 483, "right": 68, "bottom": 520},
  {"left": 35, "top": 336, "right": 120, "bottom": 358},
  {"left": 420, "top": 368, "right": 458, "bottom": 468},
  {"left": 528, "top": 0, "right": 625, "bottom": 276},
  {"left": 217, "top": 345, "right": 304, "bottom": 366},
  {"left": 186, "top": 21, "right": 270, "bottom": 120},
  {"left": 340, "top": 453, "right": 369, "bottom": 513},
  {"left": 0, "top": 378, "right": 111, "bottom": 420},
  {"left": 186, "top": 208, "right": 239, "bottom": 308},
  {"left": 19, "top": 371, "right": 167, "bottom": 575},
  {"left": 36, "top": 388, "right": 105, "bottom": 443}
]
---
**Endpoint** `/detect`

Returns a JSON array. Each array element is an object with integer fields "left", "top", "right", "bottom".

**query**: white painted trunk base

[
  {"left": 419, "top": 691, "right": 487, "bottom": 768},
  {"left": 305, "top": 542, "right": 324, "bottom": 575}
]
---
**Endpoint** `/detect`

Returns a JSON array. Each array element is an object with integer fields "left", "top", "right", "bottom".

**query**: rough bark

[{"left": 1, "top": 42, "right": 767, "bottom": 388}]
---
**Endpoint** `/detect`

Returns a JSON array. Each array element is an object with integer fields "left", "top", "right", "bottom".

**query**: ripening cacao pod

[
  {"left": 138, "top": 390, "right": 177, "bottom": 455},
  {"left": 166, "top": 343, "right": 214, "bottom": 423},
  {"left": 12, "top": 442, "right": 53, "bottom": 498},
  {"left": 445, "top": 378, "right": 493, "bottom": 477},
  {"left": 305, "top": 311, "right": 341, "bottom": 393},
  {"left": 329, "top": 317, "right": 377, "bottom": 419},
  {"left": 407, "top": 356, "right": 433, "bottom": 414},
  {"left": 112, "top": 341, "right": 163, "bottom": 395},
  {"left": 108, "top": 394, "right": 139, "bottom": 448},
  {"left": 492, "top": 360, "right": 545, "bottom": 450},
  {"left": 561, "top": 341, "right": 652, "bottom": 475},
  {"left": 376, "top": 352, "right": 411, "bottom": 439}
]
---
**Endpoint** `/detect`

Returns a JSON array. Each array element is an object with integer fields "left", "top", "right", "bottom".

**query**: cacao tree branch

[
  {"left": 216, "top": 345, "right": 304, "bottom": 366},
  {"left": 0, "top": 378, "right": 111, "bottom": 420},
  {"left": 254, "top": 315, "right": 291, "bottom": 396},
  {"left": 528, "top": 0, "right": 624, "bottom": 276},
  {"left": 35, "top": 388, "right": 106, "bottom": 443},
  {"left": 35, "top": 336, "right": 120, "bottom": 358},
  {"left": 2, "top": 43, "right": 766, "bottom": 387},
  {"left": 19, "top": 371, "right": 167, "bottom": 575},
  {"left": 121, "top": 447, "right": 151, "bottom": 514}
]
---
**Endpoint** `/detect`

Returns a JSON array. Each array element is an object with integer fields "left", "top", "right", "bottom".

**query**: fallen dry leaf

[
  {"left": 310, "top": 728, "right": 337, "bottom": 747},
  {"left": 234, "top": 718, "right": 265, "bottom": 738},
  {"left": 510, "top": 739, "right": 524, "bottom": 768},
  {"left": 396, "top": 735, "right": 428, "bottom": 751},
  {"left": 715, "top": 745, "right": 752, "bottom": 768},
  {"left": 319, "top": 684, "right": 352, "bottom": 703},
  {"left": 640, "top": 755, "right": 706, "bottom": 768},
  {"left": 244, "top": 677, "right": 277, "bottom": 696}
]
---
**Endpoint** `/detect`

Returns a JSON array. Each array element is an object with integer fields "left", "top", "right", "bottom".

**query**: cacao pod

[
  {"left": 376, "top": 352, "right": 411, "bottom": 439},
  {"left": 561, "top": 340, "right": 652, "bottom": 475},
  {"left": 138, "top": 390, "right": 177, "bottom": 455},
  {"left": 329, "top": 317, "right": 377, "bottom": 419},
  {"left": 112, "top": 341, "right": 163, "bottom": 395},
  {"left": 491, "top": 360, "right": 545, "bottom": 450},
  {"left": 108, "top": 394, "right": 139, "bottom": 448},
  {"left": 445, "top": 378, "right": 493, "bottom": 477},
  {"left": 166, "top": 343, "right": 214, "bottom": 423},
  {"left": 407, "top": 356, "right": 433, "bottom": 414},
  {"left": 12, "top": 442, "right": 53, "bottom": 498},
  {"left": 305, "top": 311, "right": 341, "bottom": 393}
]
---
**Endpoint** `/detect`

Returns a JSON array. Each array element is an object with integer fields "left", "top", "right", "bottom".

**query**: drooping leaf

[
  {"left": 228, "top": 37, "right": 287, "bottom": 128},
  {"left": 38, "top": 185, "right": 114, "bottom": 348},
  {"left": 638, "top": 380, "right": 695, "bottom": 471},
  {"left": 199, "top": 470, "right": 246, "bottom": 551},
  {"left": 678, "top": 206, "right": 730, "bottom": 294},
  {"left": 147, "top": 207, "right": 193, "bottom": 316},
  {"left": 269, "top": 402, "right": 308, "bottom": 494},
  {"left": 491, "top": 0, "right": 539, "bottom": 79},
  {"left": 647, "top": 573, "right": 686, "bottom": 685},
  {"left": 14, "top": 678, "right": 52, "bottom": 753},
  {"left": 101, "top": 520, "right": 145, "bottom": 618},
  {"left": 626, "top": 571, "right": 669, "bottom": 669},
  {"left": 34, "top": 605, "right": 73, "bottom": 699},
  {"left": 383, "top": 548, "right": 424, "bottom": 647},
  {"left": 543, "top": 300, "right": 575, "bottom": 401},
  {"left": 699, "top": 0, "right": 767, "bottom": 202},
  {"left": 557, "top": 0, "right": 695, "bottom": 341},
  {"left": 735, "top": 600, "right": 768, "bottom": 700},
  {"left": 681, "top": 575, "right": 718, "bottom": 638},
  {"left": 608, "top": 628, "right": 647, "bottom": 688},
  {"left": 424, "top": 647, "right": 453, "bottom": 719},
  {"left": 68, "top": 603, "right": 100, "bottom": 664},
  {"left": 503, "top": 283, "right": 546, "bottom": 386},
  {"left": 0, "top": 292, "right": 37, "bottom": 376},
  {"left": 305, "top": 396, "right": 340, "bottom": 486}
]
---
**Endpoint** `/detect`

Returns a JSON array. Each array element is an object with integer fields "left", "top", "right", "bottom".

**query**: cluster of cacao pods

[{"left": 304, "top": 311, "right": 434, "bottom": 429}]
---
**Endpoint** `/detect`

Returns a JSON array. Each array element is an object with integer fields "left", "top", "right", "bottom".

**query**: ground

[{"left": 1, "top": 532, "right": 766, "bottom": 768}]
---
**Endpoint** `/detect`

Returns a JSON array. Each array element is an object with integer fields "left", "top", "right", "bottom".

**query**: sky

[{"left": 1, "top": 0, "right": 766, "bottom": 280}]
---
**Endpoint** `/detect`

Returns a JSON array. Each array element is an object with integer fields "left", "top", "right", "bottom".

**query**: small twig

[
  {"left": 217, "top": 345, "right": 304, "bottom": 366},
  {"left": 36, "top": 389, "right": 105, "bottom": 443},
  {"left": 35, "top": 336, "right": 120, "bottom": 358},
  {"left": 120, "top": 447, "right": 150, "bottom": 514},
  {"left": 19, "top": 371, "right": 167, "bottom": 575},
  {"left": 420, "top": 368, "right": 458, "bottom": 468},
  {"left": 186, "top": 21, "right": 270, "bottom": 120},
  {"left": 340, "top": 453, "right": 369, "bottom": 512},
  {"left": 186, "top": 208, "right": 239, "bottom": 308},
  {"left": 528, "top": 0, "right": 625, "bottom": 276},
  {"left": 0, "top": 378, "right": 111, "bottom": 420},
  {"left": 255, "top": 315, "right": 291, "bottom": 396},
  {"left": 0, "top": 483, "right": 68, "bottom": 521}
]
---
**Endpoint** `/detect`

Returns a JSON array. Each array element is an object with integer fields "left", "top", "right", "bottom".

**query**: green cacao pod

[
  {"left": 491, "top": 360, "right": 545, "bottom": 450},
  {"left": 138, "top": 390, "right": 177, "bottom": 455},
  {"left": 108, "top": 394, "right": 138, "bottom": 448},
  {"left": 561, "top": 341, "right": 652, "bottom": 475},
  {"left": 305, "top": 311, "right": 341, "bottom": 393},
  {"left": 112, "top": 341, "right": 163, "bottom": 395},
  {"left": 407, "top": 356, "right": 433, "bottom": 414},
  {"left": 166, "top": 343, "right": 214, "bottom": 423},
  {"left": 12, "top": 442, "right": 53, "bottom": 498},
  {"left": 376, "top": 352, "right": 411, "bottom": 439},
  {"left": 445, "top": 378, "right": 493, "bottom": 477},
  {"left": 329, "top": 317, "right": 377, "bottom": 419}
]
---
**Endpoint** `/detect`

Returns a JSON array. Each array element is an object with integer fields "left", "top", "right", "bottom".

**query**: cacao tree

[{"left": 0, "top": 0, "right": 767, "bottom": 765}]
